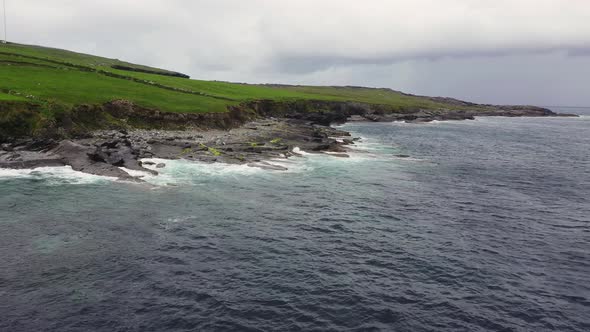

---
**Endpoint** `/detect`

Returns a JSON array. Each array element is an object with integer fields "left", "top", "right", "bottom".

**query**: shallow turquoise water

[{"left": 1, "top": 110, "right": 589, "bottom": 331}]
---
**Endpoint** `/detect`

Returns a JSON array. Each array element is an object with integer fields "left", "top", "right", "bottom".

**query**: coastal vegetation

[
  {"left": 0, "top": 42, "right": 458, "bottom": 111},
  {"left": 0, "top": 42, "right": 560, "bottom": 179},
  {"left": 0, "top": 42, "right": 554, "bottom": 141}
]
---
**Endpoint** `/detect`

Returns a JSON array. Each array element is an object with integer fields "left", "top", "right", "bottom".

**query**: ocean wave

[
  {"left": 292, "top": 147, "right": 311, "bottom": 156},
  {"left": 275, "top": 148, "right": 380, "bottom": 172},
  {"left": 269, "top": 158, "right": 315, "bottom": 173},
  {"left": 391, "top": 156, "right": 429, "bottom": 162},
  {"left": 139, "top": 158, "right": 268, "bottom": 186},
  {"left": 290, "top": 146, "right": 377, "bottom": 165},
  {"left": 342, "top": 140, "right": 431, "bottom": 163},
  {"left": 119, "top": 167, "right": 154, "bottom": 179},
  {"left": 346, "top": 140, "right": 400, "bottom": 156},
  {"left": 0, "top": 166, "right": 117, "bottom": 185}
]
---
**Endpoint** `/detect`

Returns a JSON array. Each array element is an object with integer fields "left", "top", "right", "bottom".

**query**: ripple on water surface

[{"left": 1, "top": 113, "right": 589, "bottom": 331}]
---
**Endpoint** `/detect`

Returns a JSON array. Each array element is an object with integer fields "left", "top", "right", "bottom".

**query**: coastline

[
  {"left": 0, "top": 108, "right": 579, "bottom": 181},
  {"left": 0, "top": 118, "right": 354, "bottom": 181}
]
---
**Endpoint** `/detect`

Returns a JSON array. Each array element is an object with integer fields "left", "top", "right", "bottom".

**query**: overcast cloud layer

[{"left": 6, "top": 0, "right": 590, "bottom": 106}]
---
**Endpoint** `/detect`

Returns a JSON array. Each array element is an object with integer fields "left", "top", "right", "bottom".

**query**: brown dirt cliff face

[{"left": 0, "top": 98, "right": 565, "bottom": 142}]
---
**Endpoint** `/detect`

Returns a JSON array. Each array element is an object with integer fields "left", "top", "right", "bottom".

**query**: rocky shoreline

[
  {"left": 0, "top": 106, "right": 578, "bottom": 181},
  {"left": 0, "top": 118, "right": 355, "bottom": 181}
]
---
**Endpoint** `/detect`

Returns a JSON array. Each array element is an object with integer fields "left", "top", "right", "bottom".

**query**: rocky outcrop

[
  {"left": 240, "top": 100, "right": 382, "bottom": 125},
  {"left": 51, "top": 140, "right": 137, "bottom": 180},
  {"left": 0, "top": 133, "right": 158, "bottom": 180},
  {"left": 103, "top": 100, "right": 256, "bottom": 130},
  {"left": 50, "top": 133, "right": 164, "bottom": 180},
  {"left": 0, "top": 96, "right": 573, "bottom": 144},
  {"left": 0, "top": 118, "right": 353, "bottom": 179},
  {"left": 0, "top": 96, "right": 578, "bottom": 179},
  {"left": 235, "top": 99, "right": 566, "bottom": 125}
]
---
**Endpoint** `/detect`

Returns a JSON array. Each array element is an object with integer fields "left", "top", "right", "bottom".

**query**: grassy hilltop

[
  {"left": 2, "top": 42, "right": 519, "bottom": 139},
  {"left": 0, "top": 42, "right": 464, "bottom": 112}
]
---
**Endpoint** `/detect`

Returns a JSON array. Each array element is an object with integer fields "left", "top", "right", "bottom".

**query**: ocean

[{"left": 1, "top": 108, "right": 589, "bottom": 331}]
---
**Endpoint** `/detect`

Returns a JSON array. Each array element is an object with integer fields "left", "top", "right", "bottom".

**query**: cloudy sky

[{"left": 6, "top": 0, "right": 590, "bottom": 106}]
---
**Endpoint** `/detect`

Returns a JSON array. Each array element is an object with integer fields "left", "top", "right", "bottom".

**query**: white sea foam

[
  {"left": 0, "top": 166, "right": 117, "bottom": 184},
  {"left": 119, "top": 167, "right": 154, "bottom": 179},
  {"left": 0, "top": 144, "right": 389, "bottom": 187},
  {"left": 269, "top": 158, "right": 314, "bottom": 173},
  {"left": 346, "top": 140, "right": 392, "bottom": 154},
  {"left": 292, "top": 147, "right": 311, "bottom": 156},
  {"left": 323, "top": 151, "right": 348, "bottom": 155},
  {"left": 328, "top": 137, "right": 345, "bottom": 143},
  {"left": 275, "top": 149, "right": 378, "bottom": 172},
  {"left": 139, "top": 158, "right": 269, "bottom": 186}
]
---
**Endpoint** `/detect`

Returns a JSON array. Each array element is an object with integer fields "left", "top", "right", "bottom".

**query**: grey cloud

[
  {"left": 568, "top": 48, "right": 590, "bottom": 57},
  {"left": 279, "top": 43, "right": 590, "bottom": 75},
  {"left": 271, "top": 46, "right": 590, "bottom": 74}
]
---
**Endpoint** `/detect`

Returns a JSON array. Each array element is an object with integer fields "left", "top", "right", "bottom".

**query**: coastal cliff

[
  {"left": 0, "top": 42, "right": 577, "bottom": 179},
  {"left": 0, "top": 98, "right": 564, "bottom": 142},
  {"left": 0, "top": 98, "right": 571, "bottom": 180}
]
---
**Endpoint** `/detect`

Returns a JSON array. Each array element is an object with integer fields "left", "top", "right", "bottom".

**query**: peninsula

[{"left": 0, "top": 43, "right": 572, "bottom": 179}]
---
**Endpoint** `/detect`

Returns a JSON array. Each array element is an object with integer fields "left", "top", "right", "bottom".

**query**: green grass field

[
  {"left": 0, "top": 42, "right": 461, "bottom": 114},
  {"left": 0, "top": 91, "right": 27, "bottom": 101}
]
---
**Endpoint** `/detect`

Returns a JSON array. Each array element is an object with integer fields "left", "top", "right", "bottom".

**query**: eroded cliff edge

[{"left": 0, "top": 99, "right": 576, "bottom": 180}]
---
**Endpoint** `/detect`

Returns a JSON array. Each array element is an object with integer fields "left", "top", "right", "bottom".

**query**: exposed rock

[
  {"left": 52, "top": 140, "right": 138, "bottom": 180},
  {"left": 347, "top": 115, "right": 366, "bottom": 122},
  {"left": 0, "top": 98, "right": 574, "bottom": 180}
]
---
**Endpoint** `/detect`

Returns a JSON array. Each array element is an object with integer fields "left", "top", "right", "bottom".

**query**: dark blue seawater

[{"left": 1, "top": 109, "right": 589, "bottom": 331}]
